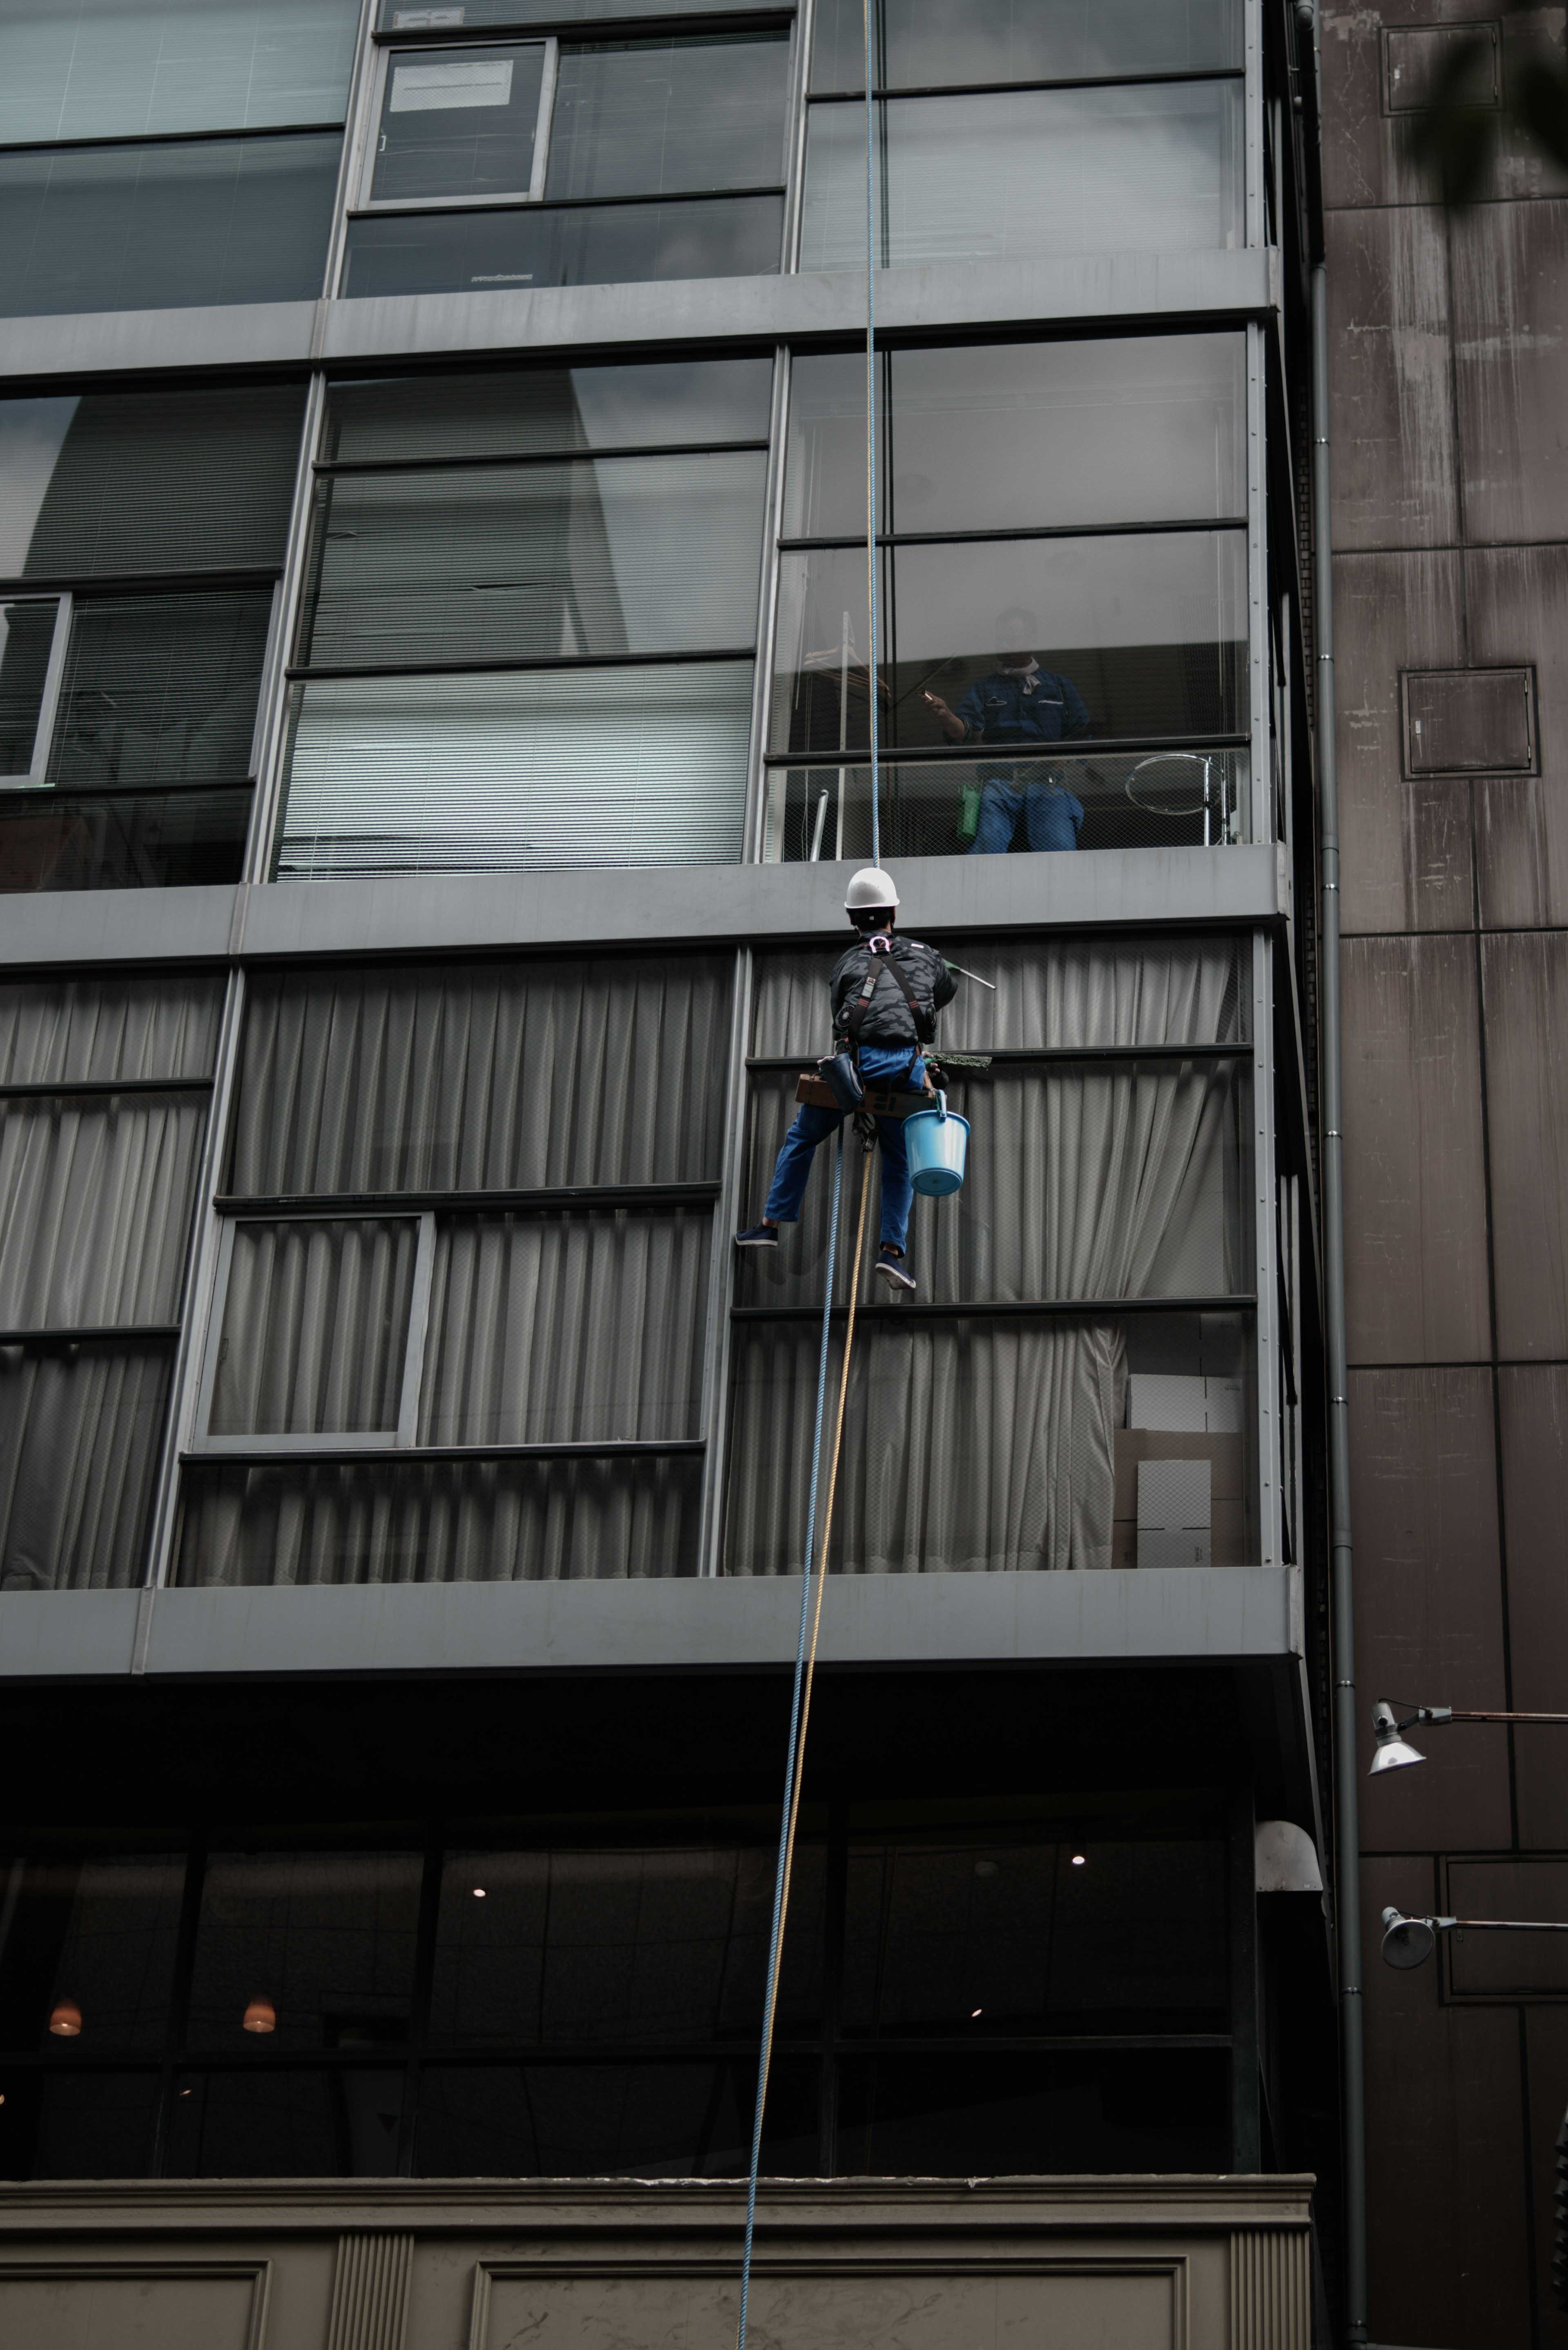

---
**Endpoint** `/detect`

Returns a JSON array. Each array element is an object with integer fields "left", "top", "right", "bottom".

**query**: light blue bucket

[{"left": 904, "top": 1091, "right": 970, "bottom": 1197}]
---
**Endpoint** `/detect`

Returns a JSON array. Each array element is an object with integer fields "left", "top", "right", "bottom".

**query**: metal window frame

[
  {"left": 0, "top": 593, "right": 71, "bottom": 789},
  {"left": 357, "top": 33, "right": 559, "bottom": 212}
]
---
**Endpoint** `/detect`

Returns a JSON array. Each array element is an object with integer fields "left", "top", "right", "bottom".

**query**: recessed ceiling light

[
  {"left": 973, "top": 1859, "right": 999, "bottom": 1878},
  {"left": 1071, "top": 1853, "right": 1086, "bottom": 1867},
  {"left": 472, "top": 1887, "right": 487, "bottom": 1898},
  {"left": 971, "top": 2007, "right": 982, "bottom": 2017}
]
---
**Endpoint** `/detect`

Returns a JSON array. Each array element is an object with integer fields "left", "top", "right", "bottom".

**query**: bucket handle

[{"left": 935, "top": 1088, "right": 947, "bottom": 1123}]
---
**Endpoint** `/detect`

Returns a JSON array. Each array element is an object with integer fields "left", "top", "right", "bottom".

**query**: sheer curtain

[
  {"left": 232, "top": 956, "right": 731, "bottom": 1193},
  {"left": 0, "top": 1094, "right": 207, "bottom": 1326},
  {"left": 727, "top": 939, "right": 1245, "bottom": 1574},
  {"left": 210, "top": 1220, "right": 418, "bottom": 1437},
  {"left": 0, "top": 1345, "right": 169, "bottom": 1590}
]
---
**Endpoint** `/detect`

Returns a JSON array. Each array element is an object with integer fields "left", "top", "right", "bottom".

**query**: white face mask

[{"left": 997, "top": 654, "right": 1038, "bottom": 676}]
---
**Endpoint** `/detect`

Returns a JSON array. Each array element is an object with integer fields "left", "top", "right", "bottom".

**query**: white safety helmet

[{"left": 844, "top": 866, "right": 899, "bottom": 914}]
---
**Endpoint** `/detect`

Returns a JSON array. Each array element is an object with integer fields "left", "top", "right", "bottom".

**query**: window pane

[
  {"left": 3, "top": 2071, "right": 160, "bottom": 2180},
  {"left": 47, "top": 590, "right": 272, "bottom": 790},
  {"left": 0, "top": 1340, "right": 169, "bottom": 1590},
  {"left": 801, "top": 85, "right": 1244, "bottom": 272},
  {"left": 0, "top": 786, "right": 252, "bottom": 892},
  {"left": 842, "top": 1836, "right": 1227, "bottom": 2032},
  {"left": 298, "top": 452, "right": 766, "bottom": 667},
  {"left": 276, "top": 662, "right": 753, "bottom": 879},
  {"left": 372, "top": 42, "right": 547, "bottom": 203},
  {"left": 835, "top": 2049, "right": 1228, "bottom": 2174},
  {"left": 186, "top": 1850, "right": 422, "bottom": 2050},
  {"left": 750, "top": 936, "right": 1247, "bottom": 1059},
  {"left": 176, "top": 1454, "right": 704, "bottom": 1584},
  {"left": 0, "top": 974, "right": 222, "bottom": 1085},
  {"left": 735, "top": 1061, "right": 1249, "bottom": 1311},
  {"left": 782, "top": 336, "right": 1247, "bottom": 540},
  {"left": 169, "top": 2067, "right": 402, "bottom": 2178},
  {"left": 208, "top": 1220, "right": 418, "bottom": 1438},
  {"left": 231, "top": 956, "right": 732, "bottom": 1195},
  {"left": 413, "top": 2059, "right": 819, "bottom": 2178},
  {"left": 342, "top": 193, "right": 783, "bottom": 298},
  {"left": 0, "top": 0, "right": 360, "bottom": 143},
  {"left": 0, "top": 134, "right": 340, "bottom": 317},
  {"left": 0, "top": 600, "right": 58, "bottom": 777},
  {"left": 546, "top": 34, "right": 790, "bottom": 201},
  {"left": 429, "top": 1844, "right": 823, "bottom": 2044},
  {"left": 323, "top": 359, "right": 772, "bottom": 464},
  {"left": 423, "top": 1210, "right": 710, "bottom": 1445},
  {"left": 0, "top": 386, "right": 306, "bottom": 580},
  {"left": 770, "top": 534, "right": 1247, "bottom": 755},
  {"left": 722, "top": 1311, "right": 1255, "bottom": 1575},
  {"left": 0, "top": 1092, "right": 208, "bottom": 1326},
  {"left": 812, "top": 0, "right": 1244, "bottom": 91},
  {"left": 0, "top": 1855, "right": 184, "bottom": 2051},
  {"left": 761, "top": 750, "right": 1251, "bottom": 861}
]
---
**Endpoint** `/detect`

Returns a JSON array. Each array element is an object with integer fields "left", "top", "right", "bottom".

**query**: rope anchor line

[{"left": 735, "top": 1124, "right": 874, "bottom": 2350}]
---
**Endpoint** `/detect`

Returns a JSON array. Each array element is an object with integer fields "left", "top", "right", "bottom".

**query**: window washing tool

[{"left": 903, "top": 1088, "right": 969, "bottom": 1196}]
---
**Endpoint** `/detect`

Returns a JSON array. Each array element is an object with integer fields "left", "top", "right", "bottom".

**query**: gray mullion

[
  {"left": 244, "top": 369, "right": 327, "bottom": 886},
  {"left": 763, "top": 733, "right": 1250, "bottom": 763},
  {"left": 810, "top": 69, "right": 1245, "bottom": 101},
  {"left": 781, "top": 519, "right": 1249, "bottom": 549},
  {"left": 179, "top": 1438, "right": 706, "bottom": 1468},
  {"left": 314, "top": 439, "right": 770, "bottom": 476},
  {"left": 215, "top": 1183, "right": 720, "bottom": 1216},
  {"left": 286, "top": 647, "right": 755, "bottom": 682},
  {"left": 0, "top": 1078, "right": 213, "bottom": 1100},
  {"left": 398, "top": 1211, "right": 438, "bottom": 1448},
  {"left": 697, "top": 948, "right": 752, "bottom": 1576},
  {"left": 0, "top": 569, "right": 280, "bottom": 597},
  {"left": 732, "top": 1295, "right": 1256, "bottom": 1322},
  {"left": 744, "top": 1047, "right": 1251, "bottom": 1069},
  {"left": 0, "top": 1326, "right": 180, "bottom": 1345},
  {"left": 346, "top": 184, "right": 786, "bottom": 220}
]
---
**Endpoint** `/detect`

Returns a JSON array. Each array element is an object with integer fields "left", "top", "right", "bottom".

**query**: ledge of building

[
  {"left": 0, "top": 846, "right": 1285, "bottom": 970},
  {"left": 0, "top": 1566, "right": 1301, "bottom": 1681},
  {"left": 0, "top": 248, "right": 1278, "bottom": 381},
  {"left": 0, "top": 2172, "right": 1314, "bottom": 2236}
]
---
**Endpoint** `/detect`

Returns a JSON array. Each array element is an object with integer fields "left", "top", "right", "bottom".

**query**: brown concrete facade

[
  {"left": 1323, "top": 4, "right": 1568, "bottom": 2343},
  {"left": 0, "top": 2176, "right": 1313, "bottom": 2350}
]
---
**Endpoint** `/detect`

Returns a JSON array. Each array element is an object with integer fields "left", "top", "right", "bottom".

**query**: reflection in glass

[
  {"left": 0, "top": 133, "right": 341, "bottom": 317},
  {"left": 782, "top": 336, "right": 1247, "bottom": 540},
  {"left": 421, "top": 1210, "right": 711, "bottom": 1445},
  {"left": 841, "top": 1837, "right": 1227, "bottom": 2031},
  {"left": 771, "top": 536, "right": 1247, "bottom": 756},
  {"left": 371, "top": 43, "right": 547, "bottom": 203},
  {"left": 176, "top": 1453, "right": 704, "bottom": 1586},
  {"left": 343, "top": 193, "right": 783, "bottom": 298},
  {"left": 0, "top": 385, "right": 307, "bottom": 579},
  {"left": 168, "top": 2069, "right": 373, "bottom": 2176},
  {"left": 277, "top": 662, "right": 754, "bottom": 878},
  {"left": 762, "top": 751, "right": 1251, "bottom": 861},
  {"left": 836, "top": 2048, "right": 1228, "bottom": 2174},
  {"left": 47, "top": 591, "right": 272, "bottom": 791},
  {"left": 723, "top": 1311, "right": 1254, "bottom": 1576},
  {"left": 736, "top": 1060, "right": 1249, "bottom": 1311},
  {"left": 186, "top": 1851, "right": 421, "bottom": 2051},
  {"left": 812, "top": 0, "right": 1243, "bottom": 91},
  {"left": 208, "top": 1220, "right": 418, "bottom": 1438},
  {"left": 546, "top": 34, "right": 790, "bottom": 200},
  {"left": 0, "top": 787, "right": 252, "bottom": 893},
  {"left": 0, "top": 600, "right": 60, "bottom": 779},
  {"left": 298, "top": 451, "right": 766, "bottom": 667},
  {"left": 9, "top": 2071, "right": 160, "bottom": 2180},
  {"left": 414, "top": 2058, "right": 820, "bottom": 2177},
  {"left": 0, "top": 1341, "right": 169, "bottom": 1592},
  {"left": 429, "top": 1844, "right": 823, "bottom": 2043},
  {"left": 801, "top": 84, "right": 1244, "bottom": 272},
  {"left": 0, "top": 0, "right": 361, "bottom": 144},
  {"left": 323, "top": 359, "right": 772, "bottom": 464},
  {"left": 231, "top": 957, "right": 732, "bottom": 1195},
  {"left": 0, "top": 1856, "right": 184, "bottom": 2051}
]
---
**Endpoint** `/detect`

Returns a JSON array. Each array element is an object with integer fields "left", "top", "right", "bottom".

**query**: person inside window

[{"left": 921, "top": 605, "right": 1089, "bottom": 854}]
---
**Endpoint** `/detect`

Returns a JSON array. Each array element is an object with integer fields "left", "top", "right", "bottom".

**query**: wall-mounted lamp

[
  {"left": 241, "top": 1995, "right": 276, "bottom": 2034},
  {"left": 1381, "top": 1906, "right": 1568, "bottom": 1969},
  {"left": 1370, "top": 1698, "right": 1568, "bottom": 1775},
  {"left": 47, "top": 2000, "right": 82, "bottom": 2037}
]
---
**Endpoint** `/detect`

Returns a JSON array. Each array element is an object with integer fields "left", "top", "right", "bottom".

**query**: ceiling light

[
  {"left": 973, "top": 1860, "right": 998, "bottom": 1878},
  {"left": 971, "top": 2007, "right": 982, "bottom": 2017},
  {"left": 472, "top": 1886, "right": 486, "bottom": 1898},
  {"left": 242, "top": 1995, "right": 276, "bottom": 2035},
  {"left": 1071, "top": 1853, "right": 1086, "bottom": 1867},
  {"left": 48, "top": 2000, "right": 82, "bottom": 2037}
]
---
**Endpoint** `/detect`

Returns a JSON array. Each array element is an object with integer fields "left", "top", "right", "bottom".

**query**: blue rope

[
  {"left": 735, "top": 1122, "right": 844, "bottom": 2350},
  {"left": 864, "top": 0, "right": 880, "bottom": 870}
]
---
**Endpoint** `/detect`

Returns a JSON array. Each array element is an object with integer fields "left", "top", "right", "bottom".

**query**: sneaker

[
  {"left": 735, "top": 1223, "right": 779, "bottom": 1249},
  {"left": 874, "top": 1247, "right": 917, "bottom": 1292}
]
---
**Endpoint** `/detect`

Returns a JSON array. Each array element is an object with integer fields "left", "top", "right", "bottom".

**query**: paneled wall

[{"left": 1324, "top": 6, "right": 1568, "bottom": 2343}]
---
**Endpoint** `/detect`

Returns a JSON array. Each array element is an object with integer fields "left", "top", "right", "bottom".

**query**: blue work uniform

[
  {"left": 955, "top": 663, "right": 1089, "bottom": 854},
  {"left": 764, "top": 1044, "right": 928, "bottom": 1253}
]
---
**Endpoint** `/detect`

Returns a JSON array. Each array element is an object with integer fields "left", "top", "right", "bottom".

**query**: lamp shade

[
  {"left": 1371, "top": 1701, "right": 1426, "bottom": 1774},
  {"left": 241, "top": 1995, "right": 276, "bottom": 2034},
  {"left": 47, "top": 1998, "right": 82, "bottom": 2036},
  {"left": 1380, "top": 1908, "right": 1437, "bottom": 1969}
]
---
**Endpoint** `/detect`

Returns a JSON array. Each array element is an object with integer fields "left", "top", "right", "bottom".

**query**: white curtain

[
  {"left": 0, "top": 973, "right": 221, "bottom": 1085},
  {"left": 210, "top": 1220, "right": 417, "bottom": 1437},
  {"left": 0, "top": 1345, "right": 168, "bottom": 1590},
  {"left": 0, "top": 1095, "right": 207, "bottom": 1327}
]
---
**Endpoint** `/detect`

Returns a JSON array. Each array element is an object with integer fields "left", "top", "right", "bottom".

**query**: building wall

[{"left": 1323, "top": 6, "right": 1568, "bottom": 2343}]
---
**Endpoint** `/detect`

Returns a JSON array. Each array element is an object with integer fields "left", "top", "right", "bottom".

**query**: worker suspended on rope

[
  {"left": 922, "top": 604, "right": 1090, "bottom": 855},
  {"left": 735, "top": 866, "right": 957, "bottom": 1293}
]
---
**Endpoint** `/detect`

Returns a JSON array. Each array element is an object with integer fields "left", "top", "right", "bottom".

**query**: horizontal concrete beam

[
  {"left": 0, "top": 1567, "right": 1301, "bottom": 1681},
  {"left": 0, "top": 847, "right": 1281, "bottom": 971},
  {"left": 0, "top": 250, "right": 1278, "bottom": 384}
]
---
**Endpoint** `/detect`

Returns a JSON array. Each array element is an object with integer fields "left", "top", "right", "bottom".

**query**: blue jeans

[
  {"left": 968, "top": 774, "right": 1083, "bottom": 854},
  {"left": 764, "top": 1047, "right": 927, "bottom": 1252}
]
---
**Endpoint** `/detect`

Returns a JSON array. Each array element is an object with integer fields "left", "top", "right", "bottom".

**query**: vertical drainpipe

[{"left": 1301, "top": 2, "right": 1368, "bottom": 2340}]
